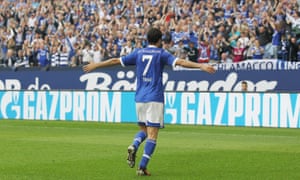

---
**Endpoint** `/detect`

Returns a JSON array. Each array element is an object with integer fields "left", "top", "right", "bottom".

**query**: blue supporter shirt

[
  {"left": 171, "top": 31, "right": 184, "bottom": 45},
  {"left": 272, "top": 31, "right": 282, "bottom": 46},
  {"left": 37, "top": 49, "right": 49, "bottom": 67},
  {"left": 189, "top": 31, "right": 198, "bottom": 47},
  {"left": 224, "top": 9, "right": 233, "bottom": 19},
  {"left": 120, "top": 46, "right": 177, "bottom": 103}
]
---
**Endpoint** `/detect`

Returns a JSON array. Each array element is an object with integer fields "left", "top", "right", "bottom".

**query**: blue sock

[
  {"left": 132, "top": 131, "right": 147, "bottom": 150},
  {"left": 139, "top": 139, "right": 156, "bottom": 169}
]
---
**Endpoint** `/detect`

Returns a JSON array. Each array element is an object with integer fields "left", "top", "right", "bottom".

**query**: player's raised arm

[
  {"left": 175, "top": 59, "right": 216, "bottom": 74},
  {"left": 83, "top": 58, "right": 121, "bottom": 72}
]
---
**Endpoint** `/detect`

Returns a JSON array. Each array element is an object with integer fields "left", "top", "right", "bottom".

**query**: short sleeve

[
  {"left": 161, "top": 49, "right": 177, "bottom": 67},
  {"left": 120, "top": 49, "right": 139, "bottom": 66}
]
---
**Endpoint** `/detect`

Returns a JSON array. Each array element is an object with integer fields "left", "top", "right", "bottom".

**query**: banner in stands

[
  {"left": 0, "top": 60, "right": 300, "bottom": 92},
  {"left": 0, "top": 91, "right": 299, "bottom": 128},
  {"left": 210, "top": 59, "right": 300, "bottom": 71}
]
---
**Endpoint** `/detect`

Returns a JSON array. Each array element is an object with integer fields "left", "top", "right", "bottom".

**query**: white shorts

[{"left": 136, "top": 102, "right": 164, "bottom": 128}]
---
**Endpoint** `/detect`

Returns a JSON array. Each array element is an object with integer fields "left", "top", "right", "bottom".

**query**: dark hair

[{"left": 147, "top": 28, "right": 162, "bottom": 44}]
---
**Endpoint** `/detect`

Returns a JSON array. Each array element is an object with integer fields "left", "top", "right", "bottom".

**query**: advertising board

[{"left": 1, "top": 91, "right": 299, "bottom": 128}]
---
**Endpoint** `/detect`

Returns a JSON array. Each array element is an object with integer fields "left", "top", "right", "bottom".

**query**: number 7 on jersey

[{"left": 142, "top": 55, "right": 153, "bottom": 76}]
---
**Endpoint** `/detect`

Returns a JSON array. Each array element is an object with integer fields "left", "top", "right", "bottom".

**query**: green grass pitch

[{"left": 0, "top": 120, "right": 300, "bottom": 180}]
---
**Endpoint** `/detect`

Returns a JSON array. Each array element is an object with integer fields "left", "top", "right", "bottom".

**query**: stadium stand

[{"left": 0, "top": 0, "right": 299, "bottom": 69}]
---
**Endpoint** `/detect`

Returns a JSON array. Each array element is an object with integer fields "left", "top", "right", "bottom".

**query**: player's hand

[
  {"left": 83, "top": 62, "right": 96, "bottom": 73},
  {"left": 200, "top": 64, "right": 216, "bottom": 74}
]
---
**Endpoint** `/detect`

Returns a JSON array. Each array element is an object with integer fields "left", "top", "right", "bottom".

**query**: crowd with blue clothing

[{"left": 0, "top": 0, "right": 300, "bottom": 69}]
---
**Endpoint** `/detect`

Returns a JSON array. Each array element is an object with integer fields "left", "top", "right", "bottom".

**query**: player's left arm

[
  {"left": 175, "top": 59, "right": 216, "bottom": 74},
  {"left": 83, "top": 58, "right": 121, "bottom": 72}
]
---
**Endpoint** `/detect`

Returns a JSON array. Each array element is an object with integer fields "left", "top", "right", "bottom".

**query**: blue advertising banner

[
  {"left": 0, "top": 61, "right": 300, "bottom": 92},
  {"left": 164, "top": 92, "right": 300, "bottom": 128},
  {"left": 1, "top": 91, "right": 299, "bottom": 128},
  {"left": 0, "top": 91, "right": 136, "bottom": 122}
]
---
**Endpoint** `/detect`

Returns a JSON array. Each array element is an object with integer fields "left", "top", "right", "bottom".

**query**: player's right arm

[
  {"left": 83, "top": 48, "right": 138, "bottom": 73},
  {"left": 83, "top": 58, "right": 121, "bottom": 72},
  {"left": 175, "top": 59, "right": 216, "bottom": 74}
]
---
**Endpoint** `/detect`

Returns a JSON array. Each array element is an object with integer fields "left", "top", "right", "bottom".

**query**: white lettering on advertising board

[{"left": 0, "top": 91, "right": 121, "bottom": 122}]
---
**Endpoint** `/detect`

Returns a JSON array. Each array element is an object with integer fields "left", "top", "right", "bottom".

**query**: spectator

[
  {"left": 278, "top": 35, "right": 289, "bottom": 61},
  {"left": 241, "top": 81, "right": 248, "bottom": 92},
  {"left": 81, "top": 43, "right": 93, "bottom": 65},
  {"left": 15, "top": 27, "right": 25, "bottom": 52},
  {"left": 120, "top": 40, "right": 133, "bottom": 56},
  {"left": 50, "top": 45, "right": 60, "bottom": 67},
  {"left": 71, "top": 42, "right": 83, "bottom": 66},
  {"left": 286, "top": 11, "right": 300, "bottom": 38},
  {"left": 58, "top": 45, "right": 69, "bottom": 67},
  {"left": 220, "top": 52, "right": 232, "bottom": 63},
  {"left": 7, "top": 37, "right": 16, "bottom": 51},
  {"left": 162, "top": 40, "right": 176, "bottom": 55},
  {"left": 92, "top": 43, "right": 104, "bottom": 63},
  {"left": 27, "top": 44, "right": 38, "bottom": 67},
  {"left": 171, "top": 24, "right": 185, "bottom": 47},
  {"left": 109, "top": 44, "right": 120, "bottom": 58},
  {"left": 174, "top": 40, "right": 187, "bottom": 60},
  {"left": 287, "top": 35, "right": 298, "bottom": 61},
  {"left": 0, "top": 38, "right": 4, "bottom": 65},
  {"left": 134, "top": 1, "right": 144, "bottom": 20},
  {"left": 237, "top": 30, "right": 250, "bottom": 49},
  {"left": 14, "top": 49, "right": 29, "bottom": 68},
  {"left": 251, "top": 39, "right": 265, "bottom": 60},
  {"left": 146, "top": 8, "right": 157, "bottom": 26},
  {"left": 36, "top": 40, "right": 50, "bottom": 68},
  {"left": 228, "top": 24, "right": 241, "bottom": 48},
  {"left": 28, "top": 10, "right": 37, "bottom": 29},
  {"left": 297, "top": 43, "right": 300, "bottom": 61},
  {"left": 115, "top": 31, "right": 127, "bottom": 53},
  {"left": 232, "top": 41, "right": 247, "bottom": 63},
  {"left": 255, "top": 24, "right": 273, "bottom": 58},
  {"left": 64, "top": 29, "right": 77, "bottom": 64},
  {"left": 246, "top": 11, "right": 256, "bottom": 31},
  {"left": 267, "top": 15, "right": 284, "bottom": 59},
  {"left": 197, "top": 39, "right": 210, "bottom": 63},
  {"left": 256, "top": 24, "right": 272, "bottom": 48},
  {"left": 209, "top": 37, "right": 220, "bottom": 63},
  {"left": 185, "top": 41, "right": 198, "bottom": 63},
  {"left": 245, "top": 31, "right": 257, "bottom": 59},
  {"left": 215, "top": 32, "right": 230, "bottom": 59},
  {"left": 135, "top": 38, "right": 144, "bottom": 49},
  {"left": 4, "top": 48, "right": 17, "bottom": 67}
]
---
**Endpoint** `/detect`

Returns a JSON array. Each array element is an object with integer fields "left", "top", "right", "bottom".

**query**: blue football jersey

[{"left": 121, "top": 46, "right": 177, "bottom": 103}]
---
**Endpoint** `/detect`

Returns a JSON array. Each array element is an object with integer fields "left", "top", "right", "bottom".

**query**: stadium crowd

[{"left": 0, "top": 0, "right": 300, "bottom": 69}]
